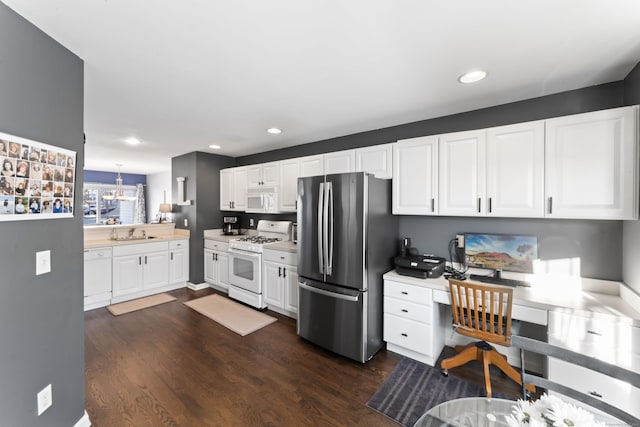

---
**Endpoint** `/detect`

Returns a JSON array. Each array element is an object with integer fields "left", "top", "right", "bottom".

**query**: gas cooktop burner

[{"left": 235, "top": 236, "right": 282, "bottom": 244}]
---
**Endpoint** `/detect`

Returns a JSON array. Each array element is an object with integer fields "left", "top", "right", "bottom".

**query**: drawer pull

[
  {"left": 401, "top": 291, "right": 408, "bottom": 295},
  {"left": 401, "top": 309, "right": 408, "bottom": 313},
  {"left": 401, "top": 333, "right": 408, "bottom": 337},
  {"left": 589, "top": 391, "right": 603, "bottom": 399},
  {"left": 586, "top": 330, "right": 603, "bottom": 336}
]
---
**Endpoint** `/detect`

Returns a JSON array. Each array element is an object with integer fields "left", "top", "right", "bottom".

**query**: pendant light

[{"left": 102, "top": 164, "right": 137, "bottom": 201}]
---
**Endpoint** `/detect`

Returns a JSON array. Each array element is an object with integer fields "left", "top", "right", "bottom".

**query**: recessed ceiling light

[
  {"left": 458, "top": 70, "right": 488, "bottom": 84},
  {"left": 267, "top": 127, "right": 282, "bottom": 134},
  {"left": 125, "top": 137, "right": 141, "bottom": 145},
  {"left": 209, "top": 144, "right": 221, "bottom": 150}
]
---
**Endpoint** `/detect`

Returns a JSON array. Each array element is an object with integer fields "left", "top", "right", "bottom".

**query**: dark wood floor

[{"left": 85, "top": 288, "right": 528, "bottom": 426}]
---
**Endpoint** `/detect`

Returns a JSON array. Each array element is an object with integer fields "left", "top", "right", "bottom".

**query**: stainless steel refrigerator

[{"left": 296, "top": 172, "right": 398, "bottom": 363}]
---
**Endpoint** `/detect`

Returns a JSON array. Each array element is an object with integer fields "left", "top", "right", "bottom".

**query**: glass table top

[{"left": 413, "top": 397, "right": 515, "bottom": 427}]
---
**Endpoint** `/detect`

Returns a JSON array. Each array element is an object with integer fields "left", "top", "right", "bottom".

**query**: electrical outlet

[
  {"left": 183, "top": 218, "right": 188, "bottom": 227},
  {"left": 456, "top": 234, "right": 464, "bottom": 248},
  {"left": 249, "top": 218, "right": 255, "bottom": 227},
  {"left": 37, "top": 384, "right": 52, "bottom": 416},
  {"left": 36, "top": 250, "right": 51, "bottom": 275}
]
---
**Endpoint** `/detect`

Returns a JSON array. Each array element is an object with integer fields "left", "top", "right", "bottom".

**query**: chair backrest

[
  {"left": 511, "top": 335, "right": 640, "bottom": 426},
  {"left": 448, "top": 279, "right": 513, "bottom": 346}
]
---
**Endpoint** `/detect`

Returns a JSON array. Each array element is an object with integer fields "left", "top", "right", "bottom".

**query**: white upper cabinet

[
  {"left": 324, "top": 149, "right": 355, "bottom": 175},
  {"left": 356, "top": 143, "right": 393, "bottom": 179},
  {"left": 393, "top": 136, "right": 439, "bottom": 215},
  {"left": 486, "top": 121, "right": 545, "bottom": 218},
  {"left": 545, "top": 106, "right": 639, "bottom": 220},
  {"left": 220, "top": 166, "right": 247, "bottom": 211},
  {"left": 279, "top": 158, "right": 300, "bottom": 212},
  {"left": 439, "top": 130, "right": 486, "bottom": 216},
  {"left": 299, "top": 154, "right": 324, "bottom": 178},
  {"left": 247, "top": 162, "right": 279, "bottom": 187}
]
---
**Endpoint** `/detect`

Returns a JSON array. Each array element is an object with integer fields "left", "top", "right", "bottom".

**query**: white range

[{"left": 227, "top": 220, "right": 292, "bottom": 309}]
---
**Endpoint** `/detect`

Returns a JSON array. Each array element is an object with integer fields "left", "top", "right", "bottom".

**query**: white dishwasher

[{"left": 84, "top": 247, "right": 112, "bottom": 310}]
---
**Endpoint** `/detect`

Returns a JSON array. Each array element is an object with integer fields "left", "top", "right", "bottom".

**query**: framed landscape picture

[{"left": 0, "top": 131, "right": 76, "bottom": 221}]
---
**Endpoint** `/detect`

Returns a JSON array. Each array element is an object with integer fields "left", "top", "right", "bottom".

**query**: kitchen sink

[{"left": 112, "top": 236, "right": 158, "bottom": 241}]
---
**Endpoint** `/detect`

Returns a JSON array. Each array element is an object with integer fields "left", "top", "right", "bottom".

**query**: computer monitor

[{"left": 464, "top": 232, "right": 538, "bottom": 274}]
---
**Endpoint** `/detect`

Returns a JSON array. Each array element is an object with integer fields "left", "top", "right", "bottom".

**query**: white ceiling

[{"left": 4, "top": 1, "right": 640, "bottom": 174}]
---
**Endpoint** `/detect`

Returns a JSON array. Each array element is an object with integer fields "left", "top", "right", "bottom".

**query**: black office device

[{"left": 395, "top": 255, "right": 446, "bottom": 279}]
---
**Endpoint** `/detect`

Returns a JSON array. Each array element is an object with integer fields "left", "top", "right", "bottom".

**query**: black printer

[{"left": 394, "top": 255, "right": 446, "bottom": 279}]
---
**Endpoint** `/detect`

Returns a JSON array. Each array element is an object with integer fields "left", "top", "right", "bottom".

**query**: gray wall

[
  {"left": 0, "top": 4, "right": 85, "bottom": 427},
  {"left": 172, "top": 151, "right": 235, "bottom": 283},
  {"left": 623, "top": 62, "right": 640, "bottom": 294},
  {"left": 237, "top": 82, "right": 624, "bottom": 166},
  {"left": 236, "top": 82, "right": 629, "bottom": 281}
]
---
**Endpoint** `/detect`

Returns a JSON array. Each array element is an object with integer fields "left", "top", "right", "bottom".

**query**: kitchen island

[{"left": 83, "top": 223, "right": 190, "bottom": 310}]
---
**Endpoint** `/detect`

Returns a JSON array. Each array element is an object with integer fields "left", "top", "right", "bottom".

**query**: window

[{"left": 83, "top": 183, "right": 136, "bottom": 225}]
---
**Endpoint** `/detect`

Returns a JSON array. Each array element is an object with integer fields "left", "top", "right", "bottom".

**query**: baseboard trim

[
  {"left": 187, "top": 282, "right": 209, "bottom": 291},
  {"left": 74, "top": 410, "right": 91, "bottom": 427}
]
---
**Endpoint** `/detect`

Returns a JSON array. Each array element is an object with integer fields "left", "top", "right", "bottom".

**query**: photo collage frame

[{"left": 0, "top": 131, "right": 76, "bottom": 221}]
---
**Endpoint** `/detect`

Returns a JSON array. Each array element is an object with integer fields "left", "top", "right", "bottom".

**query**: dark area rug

[{"left": 367, "top": 357, "right": 514, "bottom": 426}]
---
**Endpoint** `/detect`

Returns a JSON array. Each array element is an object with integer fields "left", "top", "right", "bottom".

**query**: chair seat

[{"left": 442, "top": 279, "right": 534, "bottom": 397}]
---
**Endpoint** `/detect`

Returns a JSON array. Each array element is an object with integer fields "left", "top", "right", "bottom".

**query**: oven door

[{"left": 228, "top": 248, "right": 261, "bottom": 293}]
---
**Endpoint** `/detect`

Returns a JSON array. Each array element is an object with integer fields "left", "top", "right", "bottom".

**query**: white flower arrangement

[{"left": 505, "top": 393, "right": 605, "bottom": 427}]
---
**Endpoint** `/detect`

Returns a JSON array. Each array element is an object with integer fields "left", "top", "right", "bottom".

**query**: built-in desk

[{"left": 383, "top": 270, "right": 640, "bottom": 418}]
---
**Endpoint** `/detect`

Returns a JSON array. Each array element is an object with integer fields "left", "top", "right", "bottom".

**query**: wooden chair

[
  {"left": 440, "top": 279, "right": 535, "bottom": 397},
  {"left": 512, "top": 335, "right": 640, "bottom": 426}
]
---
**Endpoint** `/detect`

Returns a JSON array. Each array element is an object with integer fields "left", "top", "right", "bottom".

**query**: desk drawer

[
  {"left": 549, "top": 311, "right": 639, "bottom": 355},
  {"left": 384, "top": 313, "right": 432, "bottom": 356},
  {"left": 548, "top": 357, "right": 640, "bottom": 419},
  {"left": 384, "top": 297, "right": 431, "bottom": 324},
  {"left": 384, "top": 280, "right": 432, "bottom": 304}
]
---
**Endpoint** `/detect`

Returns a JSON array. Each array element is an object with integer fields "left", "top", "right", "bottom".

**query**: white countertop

[
  {"left": 203, "top": 229, "right": 255, "bottom": 242},
  {"left": 85, "top": 234, "right": 188, "bottom": 249},
  {"left": 383, "top": 270, "right": 640, "bottom": 326},
  {"left": 263, "top": 241, "right": 297, "bottom": 253},
  {"left": 84, "top": 223, "right": 189, "bottom": 249},
  {"left": 203, "top": 229, "right": 296, "bottom": 253}
]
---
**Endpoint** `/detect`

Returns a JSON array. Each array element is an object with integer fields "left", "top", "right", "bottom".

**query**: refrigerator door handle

[
  {"left": 327, "top": 181, "right": 334, "bottom": 276},
  {"left": 298, "top": 281, "right": 359, "bottom": 302},
  {"left": 322, "top": 181, "right": 330, "bottom": 277},
  {"left": 317, "top": 182, "right": 325, "bottom": 274}
]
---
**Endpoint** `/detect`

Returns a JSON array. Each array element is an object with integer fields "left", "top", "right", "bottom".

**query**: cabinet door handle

[
  {"left": 431, "top": 198, "right": 435, "bottom": 213},
  {"left": 401, "top": 291, "right": 408, "bottom": 295},
  {"left": 215, "top": 253, "right": 218, "bottom": 261},
  {"left": 401, "top": 333, "right": 408, "bottom": 337},
  {"left": 278, "top": 267, "right": 282, "bottom": 277},
  {"left": 488, "top": 197, "right": 492, "bottom": 213},
  {"left": 139, "top": 256, "right": 142, "bottom": 265},
  {"left": 589, "top": 391, "right": 603, "bottom": 399},
  {"left": 145, "top": 256, "right": 148, "bottom": 264},
  {"left": 548, "top": 197, "right": 553, "bottom": 214},
  {"left": 586, "top": 330, "right": 603, "bottom": 336},
  {"left": 401, "top": 309, "right": 408, "bottom": 313},
  {"left": 171, "top": 252, "right": 174, "bottom": 261},
  {"left": 283, "top": 268, "right": 286, "bottom": 278},
  {"left": 477, "top": 198, "right": 481, "bottom": 213}
]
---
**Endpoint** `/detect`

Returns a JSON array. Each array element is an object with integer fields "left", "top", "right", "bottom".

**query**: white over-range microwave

[{"left": 246, "top": 186, "right": 280, "bottom": 213}]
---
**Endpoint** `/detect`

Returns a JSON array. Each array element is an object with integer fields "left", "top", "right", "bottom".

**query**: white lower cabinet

[
  {"left": 383, "top": 280, "right": 443, "bottom": 366},
  {"left": 263, "top": 248, "right": 298, "bottom": 317},
  {"left": 112, "top": 241, "right": 170, "bottom": 303},
  {"left": 169, "top": 239, "right": 189, "bottom": 284},
  {"left": 548, "top": 310, "right": 640, "bottom": 419},
  {"left": 204, "top": 240, "right": 229, "bottom": 291},
  {"left": 84, "top": 247, "right": 112, "bottom": 310}
]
